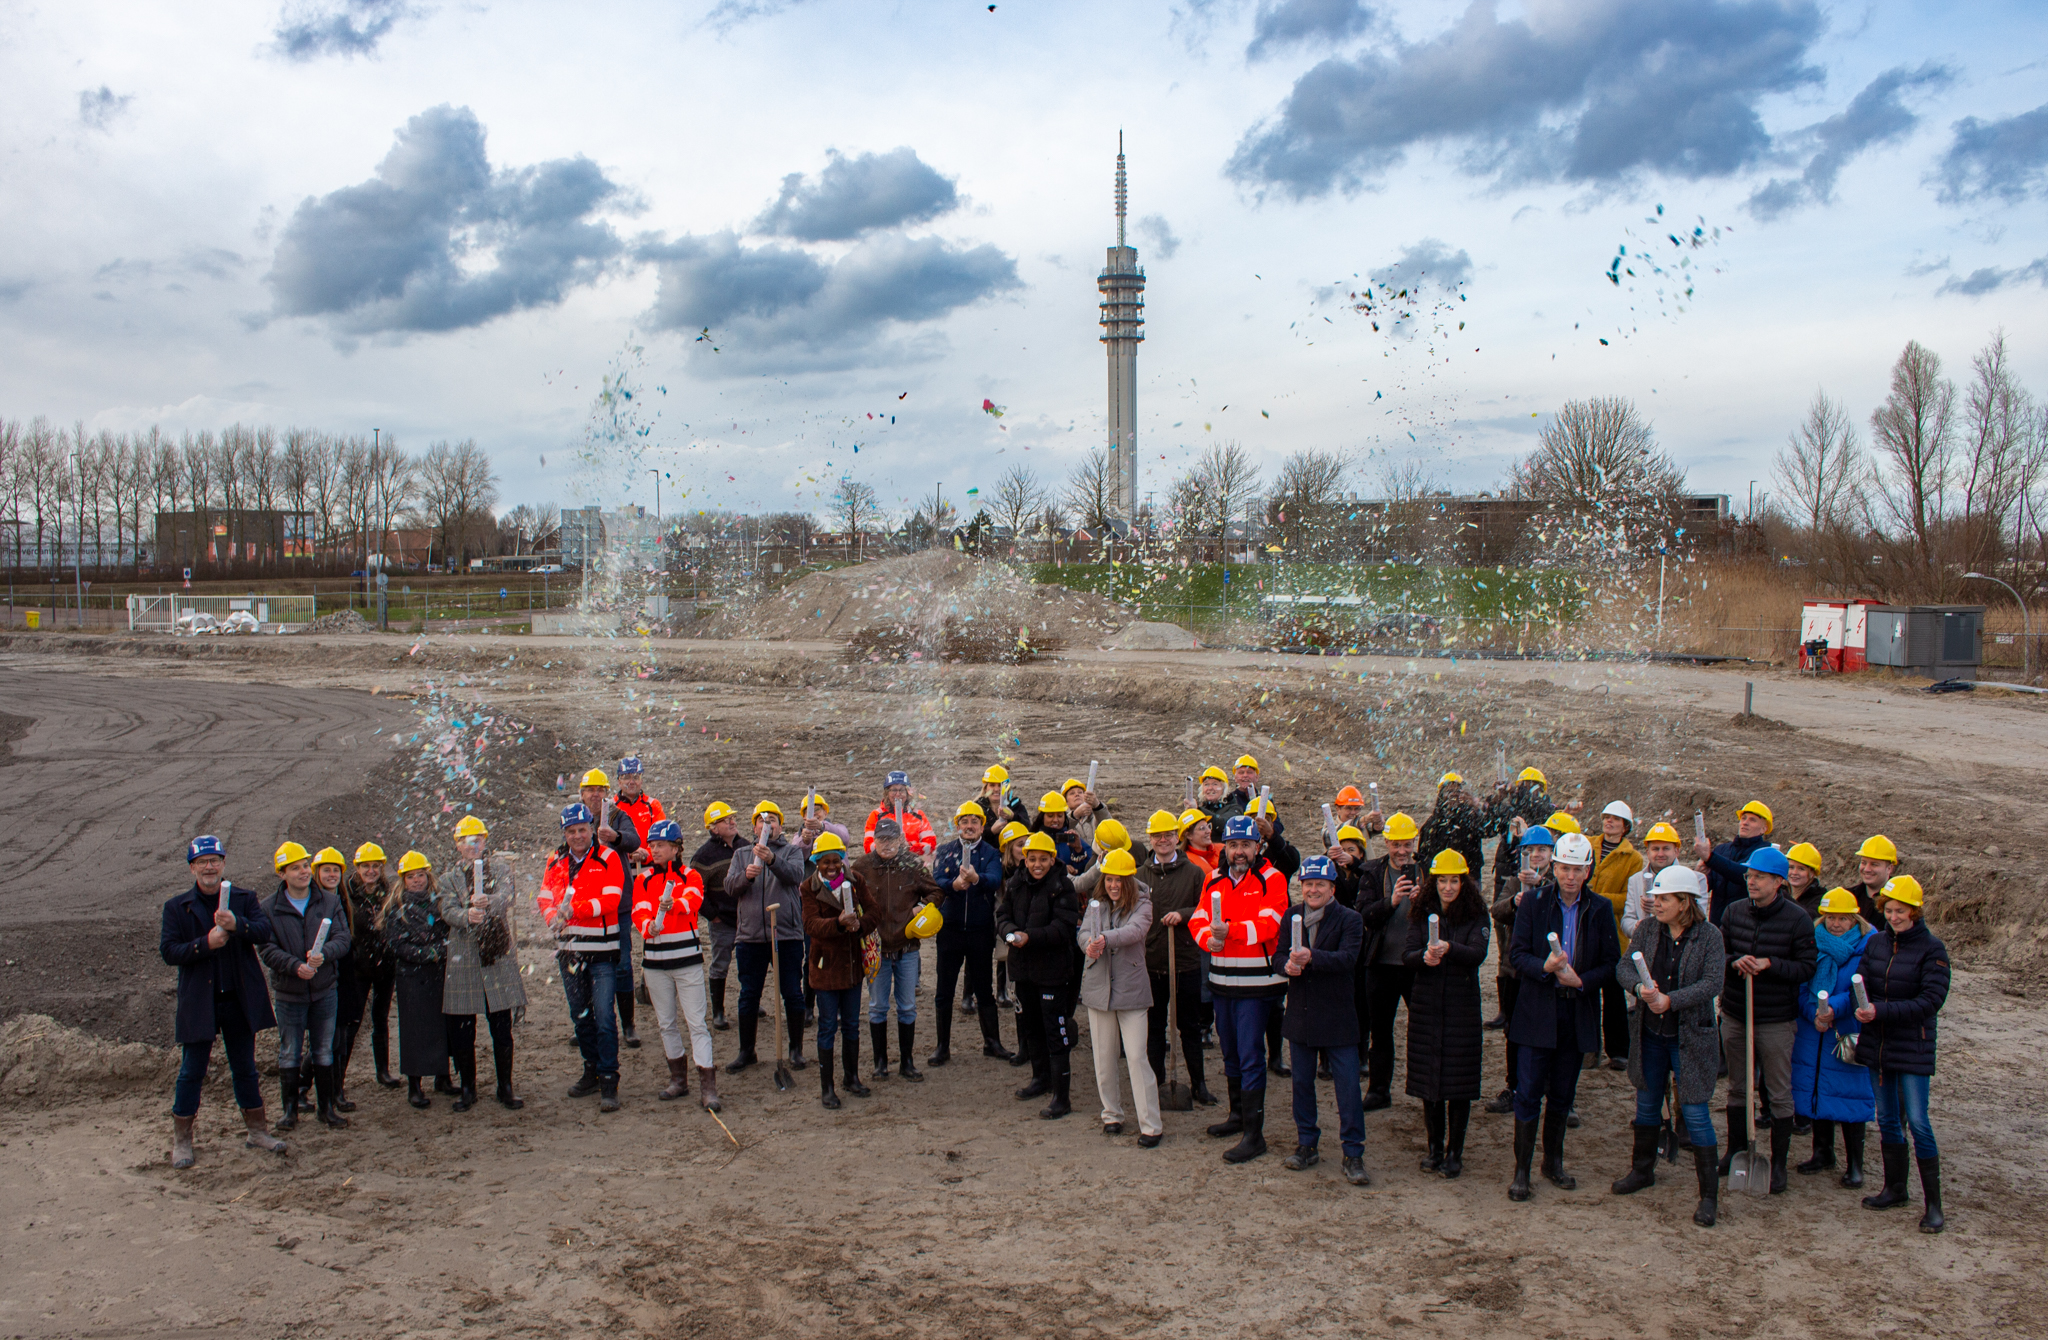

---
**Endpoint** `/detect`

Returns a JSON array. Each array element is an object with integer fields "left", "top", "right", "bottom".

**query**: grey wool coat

[
  {"left": 439, "top": 855, "right": 527, "bottom": 1017},
  {"left": 1616, "top": 917, "right": 1726, "bottom": 1106}
]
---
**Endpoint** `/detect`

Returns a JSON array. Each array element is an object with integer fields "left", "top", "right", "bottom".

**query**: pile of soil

[
  {"left": 1102, "top": 620, "right": 1201, "bottom": 650},
  {"left": 0, "top": 1013, "right": 174, "bottom": 1104},
  {"left": 305, "top": 609, "right": 372, "bottom": 633},
  {"left": 698, "top": 551, "right": 1135, "bottom": 645}
]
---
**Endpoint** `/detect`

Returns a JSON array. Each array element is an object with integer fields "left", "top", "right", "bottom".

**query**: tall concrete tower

[{"left": 1098, "top": 134, "right": 1145, "bottom": 532}]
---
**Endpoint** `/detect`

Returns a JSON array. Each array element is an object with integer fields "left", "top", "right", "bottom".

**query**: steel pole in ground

[{"left": 1744, "top": 681, "right": 1754, "bottom": 716}]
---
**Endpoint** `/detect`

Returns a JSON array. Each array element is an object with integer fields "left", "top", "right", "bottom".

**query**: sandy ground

[{"left": 1, "top": 628, "right": 2044, "bottom": 1338}]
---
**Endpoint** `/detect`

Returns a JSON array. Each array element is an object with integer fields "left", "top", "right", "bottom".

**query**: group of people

[{"left": 161, "top": 753, "right": 1952, "bottom": 1233}]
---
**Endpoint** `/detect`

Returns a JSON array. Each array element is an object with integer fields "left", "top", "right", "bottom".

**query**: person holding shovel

[
  {"left": 1187, "top": 814, "right": 1289, "bottom": 1164},
  {"left": 539, "top": 804, "right": 628, "bottom": 1111},
  {"left": 161, "top": 835, "right": 285, "bottom": 1168},
  {"left": 801, "top": 833, "right": 878, "bottom": 1108},
  {"left": 259, "top": 841, "right": 352, "bottom": 1132},
  {"left": 441, "top": 815, "right": 526, "bottom": 1113},
  {"left": 1271, "top": 856, "right": 1368, "bottom": 1185},
  {"left": 851, "top": 817, "right": 941, "bottom": 1082},
  {"left": 1142, "top": 810, "right": 1213, "bottom": 1108},
  {"left": 1716, "top": 844, "right": 1817, "bottom": 1193},
  {"left": 632, "top": 820, "right": 716, "bottom": 1109},
  {"left": 724, "top": 801, "right": 809, "bottom": 1076}
]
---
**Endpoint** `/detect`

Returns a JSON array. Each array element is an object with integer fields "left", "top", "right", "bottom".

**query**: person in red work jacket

[
  {"left": 1187, "top": 814, "right": 1290, "bottom": 1165},
  {"left": 614, "top": 756, "right": 667, "bottom": 852},
  {"left": 632, "top": 820, "right": 718, "bottom": 1110},
  {"left": 863, "top": 770, "right": 937, "bottom": 857},
  {"left": 539, "top": 803, "right": 628, "bottom": 1111}
]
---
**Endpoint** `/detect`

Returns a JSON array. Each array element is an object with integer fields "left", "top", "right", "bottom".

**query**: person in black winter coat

[
  {"left": 1416, "top": 777, "right": 1495, "bottom": 882},
  {"left": 997, "top": 834, "right": 1081, "bottom": 1119},
  {"left": 930, "top": 803, "right": 1012, "bottom": 1064},
  {"left": 383, "top": 856, "right": 452, "bottom": 1109},
  {"left": 689, "top": 803, "right": 745, "bottom": 1031},
  {"left": 1484, "top": 773, "right": 1554, "bottom": 897},
  {"left": 1694, "top": 800, "right": 1775, "bottom": 924},
  {"left": 1506, "top": 832, "right": 1620, "bottom": 1202},
  {"left": 1270, "top": 857, "right": 1369, "bottom": 1186},
  {"left": 258, "top": 846, "right": 353, "bottom": 1134},
  {"left": 1356, "top": 814, "right": 1425, "bottom": 1108},
  {"left": 1716, "top": 845, "right": 1818, "bottom": 1194},
  {"left": 1403, "top": 852, "right": 1491, "bottom": 1179},
  {"left": 161, "top": 835, "right": 286, "bottom": 1168},
  {"left": 341, "top": 847, "right": 399, "bottom": 1089},
  {"left": 1853, "top": 876, "right": 1951, "bottom": 1233}
]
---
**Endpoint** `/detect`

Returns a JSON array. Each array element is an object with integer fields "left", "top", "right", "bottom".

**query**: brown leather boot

[
  {"left": 659, "top": 1056, "right": 690, "bottom": 1101},
  {"left": 172, "top": 1115, "right": 196, "bottom": 1169},
  {"left": 697, "top": 1067, "right": 721, "bottom": 1112},
  {"left": 242, "top": 1107, "right": 287, "bottom": 1154}
]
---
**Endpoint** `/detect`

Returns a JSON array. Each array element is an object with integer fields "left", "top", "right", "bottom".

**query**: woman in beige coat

[
  {"left": 1078, "top": 850, "right": 1160, "bottom": 1146},
  {"left": 440, "top": 816, "right": 528, "bottom": 1111}
]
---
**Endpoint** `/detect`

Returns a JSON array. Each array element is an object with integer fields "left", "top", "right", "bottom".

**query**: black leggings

[{"left": 444, "top": 1010, "right": 514, "bottom": 1083}]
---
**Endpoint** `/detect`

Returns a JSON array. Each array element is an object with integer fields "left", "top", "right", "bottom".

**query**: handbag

[{"left": 1834, "top": 1030, "right": 1861, "bottom": 1065}]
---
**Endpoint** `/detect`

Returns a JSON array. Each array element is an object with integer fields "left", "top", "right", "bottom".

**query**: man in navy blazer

[
  {"left": 1506, "top": 831, "right": 1620, "bottom": 1202},
  {"left": 160, "top": 835, "right": 285, "bottom": 1168},
  {"left": 1269, "top": 856, "right": 1370, "bottom": 1187}
]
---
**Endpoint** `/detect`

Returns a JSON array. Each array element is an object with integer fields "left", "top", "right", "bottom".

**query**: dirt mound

[
  {"left": 699, "top": 551, "right": 1134, "bottom": 644},
  {"left": 306, "top": 609, "right": 372, "bottom": 633},
  {"left": 1102, "top": 620, "right": 1201, "bottom": 650},
  {"left": 0, "top": 1013, "right": 175, "bottom": 1103}
]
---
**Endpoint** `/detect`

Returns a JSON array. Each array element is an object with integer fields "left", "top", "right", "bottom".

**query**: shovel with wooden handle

[
  {"left": 1728, "top": 974, "right": 1770, "bottom": 1195},
  {"left": 1159, "top": 933, "right": 1194, "bottom": 1111},
  {"left": 767, "top": 902, "right": 793, "bottom": 1092}
]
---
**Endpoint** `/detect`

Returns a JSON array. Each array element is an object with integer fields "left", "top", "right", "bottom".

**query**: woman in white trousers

[{"left": 1078, "top": 850, "right": 1162, "bottom": 1146}]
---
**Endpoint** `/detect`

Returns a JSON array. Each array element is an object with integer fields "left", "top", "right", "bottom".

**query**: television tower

[{"left": 1098, "top": 133, "right": 1145, "bottom": 532}]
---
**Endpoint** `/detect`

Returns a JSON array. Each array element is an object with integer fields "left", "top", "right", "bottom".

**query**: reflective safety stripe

[
  {"left": 560, "top": 923, "right": 620, "bottom": 956},
  {"left": 1209, "top": 951, "right": 1285, "bottom": 991},
  {"left": 643, "top": 929, "right": 702, "bottom": 968}
]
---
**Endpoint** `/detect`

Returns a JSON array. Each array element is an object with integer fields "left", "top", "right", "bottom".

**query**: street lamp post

[{"left": 1962, "top": 571, "right": 2033, "bottom": 682}]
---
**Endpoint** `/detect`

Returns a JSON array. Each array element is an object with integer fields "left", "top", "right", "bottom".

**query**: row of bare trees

[
  {"left": 1774, "top": 331, "right": 2048, "bottom": 600},
  {"left": 0, "top": 418, "right": 501, "bottom": 576}
]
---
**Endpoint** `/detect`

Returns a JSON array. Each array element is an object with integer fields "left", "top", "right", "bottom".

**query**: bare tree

[
  {"left": 1775, "top": 391, "right": 1865, "bottom": 536},
  {"left": 1268, "top": 448, "right": 1349, "bottom": 554},
  {"left": 831, "top": 479, "right": 880, "bottom": 561},
  {"left": 1064, "top": 448, "right": 1121, "bottom": 536},
  {"left": 990, "top": 464, "right": 1045, "bottom": 540},
  {"left": 417, "top": 438, "right": 500, "bottom": 565},
  {"left": 1513, "top": 397, "right": 1686, "bottom": 506},
  {"left": 183, "top": 432, "right": 216, "bottom": 565},
  {"left": 0, "top": 419, "right": 19, "bottom": 570},
  {"left": 368, "top": 437, "right": 417, "bottom": 564},
  {"left": 1868, "top": 339, "right": 1957, "bottom": 578},
  {"left": 1955, "top": 330, "right": 2036, "bottom": 577},
  {"left": 1170, "top": 441, "right": 1261, "bottom": 556},
  {"left": 22, "top": 418, "right": 60, "bottom": 571}
]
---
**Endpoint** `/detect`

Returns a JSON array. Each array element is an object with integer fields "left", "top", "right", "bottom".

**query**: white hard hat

[
  {"left": 1553, "top": 832, "right": 1594, "bottom": 866},
  {"left": 1602, "top": 800, "right": 1635, "bottom": 824},
  {"left": 1649, "top": 865, "right": 1704, "bottom": 899}
]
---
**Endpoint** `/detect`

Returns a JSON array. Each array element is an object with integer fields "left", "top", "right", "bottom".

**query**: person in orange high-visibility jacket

[
  {"left": 863, "top": 770, "right": 938, "bottom": 857},
  {"left": 631, "top": 819, "right": 718, "bottom": 1109},
  {"left": 613, "top": 756, "right": 668, "bottom": 854},
  {"left": 1186, "top": 814, "right": 1290, "bottom": 1164},
  {"left": 538, "top": 803, "right": 628, "bottom": 1110}
]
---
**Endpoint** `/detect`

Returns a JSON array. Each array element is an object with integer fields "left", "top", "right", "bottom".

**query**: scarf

[
  {"left": 1813, "top": 921, "right": 1865, "bottom": 1007},
  {"left": 1302, "top": 901, "right": 1327, "bottom": 937}
]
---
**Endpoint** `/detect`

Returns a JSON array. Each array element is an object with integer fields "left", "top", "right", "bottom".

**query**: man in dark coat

[
  {"left": 932, "top": 801, "right": 1012, "bottom": 1064},
  {"left": 1718, "top": 843, "right": 1818, "bottom": 1193},
  {"left": 1417, "top": 774, "right": 1495, "bottom": 881},
  {"left": 160, "top": 835, "right": 286, "bottom": 1167},
  {"left": 1484, "top": 769, "right": 1554, "bottom": 899},
  {"left": 1270, "top": 856, "right": 1369, "bottom": 1186},
  {"left": 689, "top": 801, "right": 744, "bottom": 1030},
  {"left": 1356, "top": 812, "right": 1424, "bottom": 1109},
  {"left": 1694, "top": 799, "right": 1774, "bottom": 925},
  {"left": 1506, "top": 832, "right": 1620, "bottom": 1201}
]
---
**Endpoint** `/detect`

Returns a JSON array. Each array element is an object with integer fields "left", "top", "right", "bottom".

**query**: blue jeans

[
  {"left": 172, "top": 1001, "right": 263, "bottom": 1117},
  {"left": 815, "top": 986, "right": 861, "bottom": 1049},
  {"left": 275, "top": 987, "right": 339, "bottom": 1069},
  {"left": 1631, "top": 1027, "right": 1716, "bottom": 1146},
  {"left": 869, "top": 950, "right": 920, "bottom": 1024},
  {"left": 560, "top": 954, "right": 619, "bottom": 1079},
  {"left": 1291, "top": 1041, "right": 1364, "bottom": 1156},
  {"left": 1214, "top": 995, "right": 1273, "bottom": 1092},
  {"left": 735, "top": 940, "right": 805, "bottom": 1025},
  {"left": 1875, "top": 1070, "right": 1937, "bottom": 1157}
]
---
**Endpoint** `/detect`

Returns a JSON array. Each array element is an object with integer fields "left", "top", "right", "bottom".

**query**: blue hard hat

[
  {"left": 619, "top": 755, "right": 643, "bottom": 774},
  {"left": 1744, "top": 845, "right": 1790, "bottom": 878},
  {"left": 560, "top": 803, "right": 595, "bottom": 829},
  {"left": 646, "top": 819, "right": 683, "bottom": 844},
  {"left": 1299, "top": 855, "right": 1337, "bottom": 882},
  {"left": 1221, "top": 814, "right": 1260, "bottom": 842},
  {"left": 885, "top": 770, "right": 911, "bottom": 788},
  {"left": 186, "top": 834, "right": 226, "bottom": 862},
  {"left": 1519, "top": 826, "right": 1556, "bottom": 848}
]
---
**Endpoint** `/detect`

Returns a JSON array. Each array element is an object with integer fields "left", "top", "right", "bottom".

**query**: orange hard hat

[{"left": 1334, "top": 785, "right": 1366, "bottom": 807}]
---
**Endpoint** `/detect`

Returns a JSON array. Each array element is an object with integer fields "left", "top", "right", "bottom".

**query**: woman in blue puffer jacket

[
  {"left": 1853, "top": 876, "right": 1950, "bottom": 1234},
  {"left": 1791, "top": 887, "right": 1876, "bottom": 1189}
]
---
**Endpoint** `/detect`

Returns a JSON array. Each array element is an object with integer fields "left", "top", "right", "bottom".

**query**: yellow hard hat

[
  {"left": 703, "top": 801, "right": 737, "bottom": 827},
  {"left": 1817, "top": 887, "right": 1861, "bottom": 915},
  {"left": 1429, "top": 849, "right": 1470, "bottom": 876},
  {"left": 998, "top": 821, "right": 1030, "bottom": 848},
  {"left": 1517, "top": 766, "right": 1548, "bottom": 785},
  {"left": 312, "top": 846, "right": 346, "bottom": 869},
  {"left": 800, "top": 793, "right": 831, "bottom": 814},
  {"left": 1382, "top": 812, "right": 1420, "bottom": 842},
  {"left": 1243, "top": 798, "right": 1277, "bottom": 818},
  {"left": 1545, "top": 811, "right": 1583, "bottom": 835},
  {"left": 906, "top": 902, "right": 944, "bottom": 939},
  {"left": 1739, "top": 800, "right": 1775, "bottom": 834},
  {"left": 1234, "top": 755, "right": 1260, "bottom": 771},
  {"left": 955, "top": 799, "right": 986, "bottom": 820},
  {"left": 580, "top": 768, "right": 611, "bottom": 789},
  {"left": 1858, "top": 834, "right": 1900, "bottom": 863},
  {"left": 1024, "top": 831, "right": 1057, "bottom": 854},
  {"left": 273, "top": 840, "right": 311, "bottom": 872},
  {"left": 1199, "top": 765, "right": 1229, "bottom": 783},
  {"left": 1336, "top": 824, "right": 1367, "bottom": 846},
  {"left": 353, "top": 842, "right": 387, "bottom": 865},
  {"left": 1880, "top": 875, "right": 1925, "bottom": 908},
  {"left": 1061, "top": 777, "right": 1087, "bottom": 795},
  {"left": 1438, "top": 771, "right": 1464, "bottom": 786},
  {"left": 982, "top": 764, "right": 1010, "bottom": 784},
  {"left": 1786, "top": 842, "right": 1823, "bottom": 873},
  {"left": 1038, "top": 790, "right": 1069, "bottom": 814},
  {"left": 453, "top": 815, "right": 490, "bottom": 839},
  {"left": 752, "top": 800, "right": 783, "bottom": 820},
  {"left": 1146, "top": 809, "right": 1181, "bottom": 835},
  {"left": 1178, "top": 807, "right": 1209, "bottom": 834},
  {"left": 1642, "top": 821, "right": 1682, "bottom": 846},
  {"left": 1100, "top": 848, "right": 1138, "bottom": 878},
  {"left": 398, "top": 850, "right": 433, "bottom": 874},
  {"left": 812, "top": 831, "right": 847, "bottom": 856},
  {"left": 1093, "top": 818, "right": 1131, "bottom": 852}
]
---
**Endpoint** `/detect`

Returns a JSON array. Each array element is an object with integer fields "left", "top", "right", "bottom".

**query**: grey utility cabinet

[{"left": 1862, "top": 604, "right": 1984, "bottom": 677}]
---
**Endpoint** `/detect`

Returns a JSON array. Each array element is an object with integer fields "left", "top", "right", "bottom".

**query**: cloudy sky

[{"left": 5, "top": 0, "right": 2047, "bottom": 523}]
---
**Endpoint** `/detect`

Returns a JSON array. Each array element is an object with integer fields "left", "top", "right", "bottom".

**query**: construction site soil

[{"left": 1, "top": 623, "right": 2044, "bottom": 1339}]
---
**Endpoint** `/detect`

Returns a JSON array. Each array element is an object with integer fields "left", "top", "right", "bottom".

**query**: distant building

[
  {"left": 154, "top": 509, "right": 316, "bottom": 567},
  {"left": 1098, "top": 135, "right": 1144, "bottom": 531}
]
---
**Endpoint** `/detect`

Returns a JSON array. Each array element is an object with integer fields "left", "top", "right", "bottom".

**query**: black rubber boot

[
  {"left": 930, "top": 1012, "right": 952, "bottom": 1067},
  {"left": 566, "top": 1068, "right": 601, "bottom": 1099},
  {"left": 1916, "top": 1156, "right": 1945, "bottom": 1233},
  {"left": 618, "top": 991, "right": 640, "bottom": 1050},
  {"left": 1612, "top": 1123, "right": 1659, "bottom": 1194},
  {"left": 1719, "top": 1106, "right": 1748, "bottom": 1177},
  {"left": 1840, "top": 1121, "right": 1866, "bottom": 1188},
  {"left": 978, "top": 1000, "right": 1014, "bottom": 1060},
  {"left": 298, "top": 1065, "right": 315, "bottom": 1111},
  {"left": 1039, "top": 1056, "right": 1073, "bottom": 1119},
  {"left": 1540, "top": 1109, "right": 1576, "bottom": 1190},
  {"left": 724, "top": 1011, "right": 759, "bottom": 1074},
  {"left": 1798, "top": 1118, "right": 1837, "bottom": 1174},
  {"left": 331, "top": 1022, "right": 359, "bottom": 1112},
  {"left": 1693, "top": 1144, "right": 1720, "bottom": 1226},
  {"left": 275, "top": 1067, "right": 301, "bottom": 1131},
  {"left": 372, "top": 1032, "right": 401, "bottom": 1089},
  {"left": 1509, "top": 1119, "right": 1537, "bottom": 1201},
  {"left": 1420, "top": 1101, "right": 1445, "bottom": 1172},
  {"left": 1443, "top": 1102, "right": 1470, "bottom": 1178},
  {"left": 435, "top": 1072, "right": 458, "bottom": 1096},
  {"left": 710, "top": 977, "right": 730, "bottom": 1030},
  {"left": 1265, "top": 1010, "right": 1289, "bottom": 1077},
  {"left": 408, "top": 1076, "right": 431, "bottom": 1109},
  {"left": 314, "top": 1065, "right": 351, "bottom": 1128},
  {"left": 898, "top": 1023, "right": 924, "bottom": 1081},
  {"left": 1207, "top": 1080, "right": 1244, "bottom": 1138},
  {"left": 1223, "top": 1086, "right": 1267, "bottom": 1163},
  {"left": 870, "top": 1022, "right": 892, "bottom": 1081},
  {"left": 995, "top": 962, "right": 1010, "bottom": 1007},
  {"left": 598, "top": 1076, "right": 620, "bottom": 1112},
  {"left": 1864, "top": 1142, "right": 1912, "bottom": 1210},
  {"left": 1769, "top": 1117, "right": 1793, "bottom": 1194},
  {"left": 842, "top": 1037, "right": 871, "bottom": 1098},
  {"left": 787, "top": 1013, "right": 807, "bottom": 1071},
  {"left": 819, "top": 1049, "right": 840, "bottom": 1109},
  {"left": 450, "top": 1057, "right": 477, "bottom": 1114}
]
